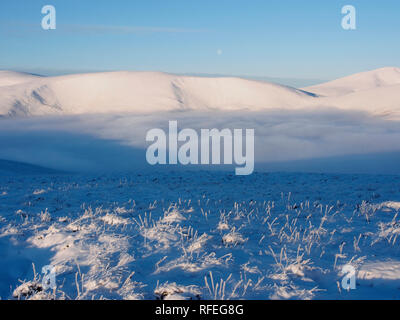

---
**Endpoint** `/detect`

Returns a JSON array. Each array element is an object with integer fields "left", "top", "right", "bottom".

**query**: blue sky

[{"left": 0, "top": 0, "right": 399, "bottom": 81}]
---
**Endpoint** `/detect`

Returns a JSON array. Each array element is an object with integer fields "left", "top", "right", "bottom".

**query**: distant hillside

[{"left": 0, "top": 159, "right": 64, "bottom": 176}]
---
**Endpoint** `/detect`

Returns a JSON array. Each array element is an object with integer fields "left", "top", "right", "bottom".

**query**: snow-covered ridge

[
  {"left": 0, "top": 71, "right": 42, "bottom": 87},
  {"left": 0, "top": 67, "right": 399, "bottom": 119},
  {"left": 304, "top": 67, "right": 400, "bottom": 96},
  {"left": 0, "top": 71, "right": 315, "bottom": 117},
  {"left": 304, "top": 67, "right": 400, "bottom": 118}
]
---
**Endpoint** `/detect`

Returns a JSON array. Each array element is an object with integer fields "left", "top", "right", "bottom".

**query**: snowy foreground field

[{"left": 1, "top": 170, "right": 400, "bottom": 300}]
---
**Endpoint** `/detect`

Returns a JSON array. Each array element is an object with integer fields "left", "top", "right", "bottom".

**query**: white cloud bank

[{"left": 1, "top": 108, "right": 400, "bottom": 174}]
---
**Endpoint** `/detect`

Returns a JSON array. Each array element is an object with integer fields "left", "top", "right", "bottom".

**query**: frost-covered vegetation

[{"left": 1, "top": 171, "right": 400, "bottom": 300}]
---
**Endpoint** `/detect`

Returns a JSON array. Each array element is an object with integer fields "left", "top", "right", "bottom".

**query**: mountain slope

[
  {"left": 0, "top": 71, "right": 42, "bottom": 87},
  {"left": 302, "top": 67, "right": 400, "bottom": 118},
  {"left": 304, "top": 67, "right": 400, "bottom": 97},
  {"left": 0, "top": 159, "right": 63, "bottom": 175},
  {"left": 1, "top": 68, "right": 400, "bottom": 119},
  {"left": 0, "top": 71, "right": 316, "bottom": 117},
  {"left": 319, "top": 84, "right": 400, "bottom": 118}
]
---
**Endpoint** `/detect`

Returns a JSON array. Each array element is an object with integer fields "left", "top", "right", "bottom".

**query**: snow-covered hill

[
  {"left": 0, "top": 71, "right": 315, "bottom": 117},
  {"left": 1, "top": 67, "right": 399, "bottom": 119},
  {"left": 304, "top": 67, "right": 400, "bottom": 96},
  {"left": 0, "top": 71, "right": 42, "bottom": 87},
  {"left": 0, "top": 159, "right": 62, "bottom": 176},
  {"left": 303, "top": 67, "right": 400, "bottom": 118},
  {"left": 319, "top": 84, "right": 400, "bottom": 118}
]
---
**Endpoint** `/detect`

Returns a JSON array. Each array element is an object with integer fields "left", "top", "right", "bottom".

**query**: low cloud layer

[{"left": 1, "top": 108, "right": 400, "bottom": 173}]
